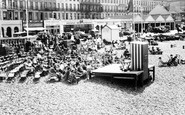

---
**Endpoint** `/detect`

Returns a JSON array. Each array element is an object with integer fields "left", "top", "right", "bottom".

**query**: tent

[
  {"left": 149, "top": 4, "right": 170, "bottom": 15},
  {"left": 134, "top": 15, "right": 144, "bottom": 23},
  {"left": 155, "top": 15, "right": 165, "bottom": 23},
  {"left": 166, "top": 15, "right": 174, "bottom": 22},
  {"left": 144, "top": 15, "right": 155, "bottom": 23}
]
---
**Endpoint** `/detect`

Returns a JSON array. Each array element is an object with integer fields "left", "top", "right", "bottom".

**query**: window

[
  {"left": 41, "top": 2, "right": 44, "bottom": 10},
  {"left": 8, "top": 0, "right": 12, "bottom": 9},
  {"left": 30, "top": 1, "right": 33, "bottom": 10},
  {"left": 20, "top": 1, "right": 23, "bottom": 9},
  {"left": 58, "top": 3, "right": 60, "bottom": 10},
  {"left": 53, "top": 3, "right": 56, "bottom": 10},
  {"left": 2, "top": 0, "right": 6, "bottom": 9},
  {"left": 29, "top": 12, "right": 32, "bottom": 20},
  {"left": 37, "top": 12, "right": 40, "bottom": 20},
  {"left": 45, "top": 13, "right": 48, "bottom": 19},
  {"left": 49, "top": 13, "right": 52, "bottom": 18},
  {"left": 13, "top": 1, "right": 18, "bottom": 9},
  {"left": 14, "top": 12, "right": 18, "bottom": 20},
  {"left": 74, "top": 4, "right": 76, "bottom": 11},
  {"left": 66, "top": 13, "right": 68, "bottom": 19},
  {"left": 78, "top": 13, "right": 80, "bottom": 19},
  {"left": 54, "top": 13, "right": 56, "bottom": 19},
  {"left": 74, "top": 13, "right": 76, "bottom": 19},
  {"left": 70, "top": 4, "right": 72, "bottom": 10},
  {"left": 49, "top": 2, "right": 52, "bottom": 9},
  {"left": 62, "top": 3, "right": 64, "bottom": 10},
  {"left": 66, "top": 3, "right": 68, "bottom": 10},
  {"left": 35, "top": 2, "right": 38, "bottom": 10},
  {"left": 58, "top": 13, "right": 60, "bottom": 19},
  {"left": 3, "top": 11, "right": 7, "bottom": 20},
  {"left": 62, "top": 13, "right": 65, "bottom": 19},
  {"left": 20, "top": 12, "right": 24, "bottom": 20},
  {"left": 70, "top": 13, "right": 72, "bottom": 19},
  {"left": 44, "top": 2, "right": 47, "bottom": 9}
]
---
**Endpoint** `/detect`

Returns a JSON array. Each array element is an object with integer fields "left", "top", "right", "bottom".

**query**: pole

[
  {"left": 26, "top": 0, "right": 28, "bottom": 37},
  {"left": 141, "top": 7, "right": 144, "bottom": 34},
  {"left": 0, "top": 2, "right": 3, "bottom": 37},
  {"left": 133, "top": 1, "right": 135, "bottom": 40}
]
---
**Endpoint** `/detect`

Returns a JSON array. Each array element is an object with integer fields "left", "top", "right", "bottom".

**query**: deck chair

[
  {"left": 0, "top": 71, "right": 7, "bottom": 81},
  {"left": 47, "top": 68, "right": 59, "bottom": 82},
  {"left": 19, "top": 70, "right": 29, "bottom": 83},
  {"left": 33, "top": 71, "right": 42, "bottom": 83},
  {"left": 7, "top": 71, "right": 16, "bottom": 82},
  {"left": 6, "top": 64, "right": 22, "bottom": 82}
]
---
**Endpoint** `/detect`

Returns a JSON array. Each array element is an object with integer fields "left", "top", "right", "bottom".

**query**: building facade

[
  {"left": 0, "top": 0, "right": 57, "bottom": 37},
  {"left": 132, "top": 0, "right": 167, "bottom": 15},
  {"left": 55, "top": 0, "right": 81, "bottom": 20},
  {"left": 80, "top": 0, "right": 103, "bottom": 19},
  {"left": 0, "top": 0, "right": 171, "bottom": 37},
  {"left": 100, "top": 0, "right": 126, "bottom": 19},
  {"left": 100, "top": 0, "right": 167, "bottom": 18}
]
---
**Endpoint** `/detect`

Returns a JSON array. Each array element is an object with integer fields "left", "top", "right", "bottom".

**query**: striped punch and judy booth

[{"left": 130, "top": 42, "right": 149, "bottom": 81}]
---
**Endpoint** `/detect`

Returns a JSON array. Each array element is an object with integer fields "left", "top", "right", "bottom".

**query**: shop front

[{"left": 44, "top": 19, "right": 94, "bottom": 35}]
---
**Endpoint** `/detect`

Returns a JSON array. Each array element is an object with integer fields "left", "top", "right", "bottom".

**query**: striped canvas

[{"left": 130, "top": 42, "right": 148, "bottom": 81}]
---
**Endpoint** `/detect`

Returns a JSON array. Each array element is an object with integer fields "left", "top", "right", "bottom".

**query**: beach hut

[{"left": 102, "top": 25, "right": 120, "bottom": 42}]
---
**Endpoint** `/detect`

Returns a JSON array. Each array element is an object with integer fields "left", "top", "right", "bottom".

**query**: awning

[{"left": 24, "top": 27, "right": 46, "bottom": 31}]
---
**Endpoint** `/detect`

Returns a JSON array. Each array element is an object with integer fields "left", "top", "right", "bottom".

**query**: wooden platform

[
  {"left": 92, "top": 64, "right": 144, "bottom": 90},
  {"left": 92, "top": 64, "right": 155, "bottom": 90}
]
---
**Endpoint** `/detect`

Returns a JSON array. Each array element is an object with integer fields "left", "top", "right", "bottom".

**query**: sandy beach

[{"left": 0, "top": 40, "right": 185, "bottom": 115}]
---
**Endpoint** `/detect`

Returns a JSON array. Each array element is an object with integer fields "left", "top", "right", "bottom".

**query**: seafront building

[{"left": 0, "top": 0, "right": 176, "bottom": 38}]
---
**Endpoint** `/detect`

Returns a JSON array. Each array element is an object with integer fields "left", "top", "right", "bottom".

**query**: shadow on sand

[{"left": 87, "top": 76, "right": 154, "bottom": 95}]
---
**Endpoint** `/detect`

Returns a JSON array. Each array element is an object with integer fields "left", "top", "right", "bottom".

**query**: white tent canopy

[
  {"left": 134, "top": 15, "right": 144, "bottom": 23},
  {"left": 144, "top": 15, "right": 155, "bottom": 23},
  {"left": 155, "top": 15, "right": 165, "bottom": 23},
  {"left": 166, "top": 15, "right": 174, "bottom": 22},
  {"left": 149, "top": 4, "right": 170, "bottom": 15}
]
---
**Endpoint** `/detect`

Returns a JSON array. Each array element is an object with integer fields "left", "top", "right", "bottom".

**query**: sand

[{"left": 0, "top": 40, "right": 185, "bottom": 115}]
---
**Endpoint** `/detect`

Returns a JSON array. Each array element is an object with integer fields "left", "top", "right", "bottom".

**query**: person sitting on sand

[
  {"left": 156, "top": 47, "right": 163, "bottom": 54},
  {"left": 151, "top": 46, "right": 156, "bottom": 52},
  {"left": 158, "top": 57, "right": 168, "bottom": 67},
  {"left": 74, "top": 62, "right": 88, "bottom": 80},
  {"left": 167, "top": 54, "right": 178, "bottom": 66}
]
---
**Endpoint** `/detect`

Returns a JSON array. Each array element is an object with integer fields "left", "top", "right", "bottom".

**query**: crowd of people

[{"left": 0, "top": 32, "right": 130, "bottom": 84}]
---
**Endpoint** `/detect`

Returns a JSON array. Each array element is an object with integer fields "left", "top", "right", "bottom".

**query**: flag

[{"left": 126, "top": 0, "right": 133, "bottom": 14}]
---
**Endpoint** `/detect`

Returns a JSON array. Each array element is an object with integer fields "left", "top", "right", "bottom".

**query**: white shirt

[{"left": 60, "top": 64, "right": 65, "bottom": 70}]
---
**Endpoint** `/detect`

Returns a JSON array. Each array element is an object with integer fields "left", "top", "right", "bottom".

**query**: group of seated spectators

[
  {"left": 0, "top": 32, "right": 130, "bottom": 84},
  {"left": 149, "top": 46, "right": 163, "bottom": 55}
]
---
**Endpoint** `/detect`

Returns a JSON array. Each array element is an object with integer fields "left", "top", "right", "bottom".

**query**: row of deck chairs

[
  {"left": 0, "top": 62, "right": 40, "bottom": 83},
  {"left": 0, "top": 52, "right": 31, "bottom": 83}
]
